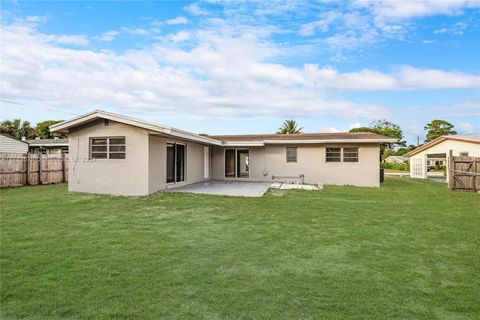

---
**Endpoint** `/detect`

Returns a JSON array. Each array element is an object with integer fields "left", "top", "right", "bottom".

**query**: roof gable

[
  {"left": 50, "top": 110, "right": 222, "bottom": 146},
  {"left": 405, "top": 135, "right": 480, "bottom": 157}
]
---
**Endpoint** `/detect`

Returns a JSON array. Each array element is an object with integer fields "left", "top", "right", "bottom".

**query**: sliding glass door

[
  {"left": 225, "top": 149, "right": 249, "bottom": 178},
  {"left": 167, "top": 143, "right": 185, "bottom": 183}
]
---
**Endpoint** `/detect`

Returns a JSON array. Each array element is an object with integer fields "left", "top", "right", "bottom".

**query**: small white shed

[
  {"left": 405, "top": 135, "right": 480, "bottom": 180},
  {"left": 0, "top": 134, "right": 29, "bottom": 154}
]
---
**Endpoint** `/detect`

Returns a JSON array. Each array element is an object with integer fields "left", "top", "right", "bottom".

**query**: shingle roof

[
  {"left": 207, "top": 132, "right": 395, "bottom": 142},
  {"left": 26, "top": 138, "right": 68, "bottom": 146}
]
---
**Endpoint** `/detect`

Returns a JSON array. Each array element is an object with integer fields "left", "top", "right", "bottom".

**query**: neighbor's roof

[
  {"left": 405, "top": 134, "right": 480, "bottom": 157},
  {"left": 27, "top": 138, "right": 68, "bottom": 146},
  {"left": 50, "top": 110, "right": 223, "bottom": 146},
  {"left": 386, "top": 155, "right": 408, "bottom": 161}
]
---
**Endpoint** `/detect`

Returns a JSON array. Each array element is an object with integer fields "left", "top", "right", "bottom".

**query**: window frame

[
  {"left": 343, "top": 147, "right": 359, "bottom": 162},
  {"left": 326, "top": 147, "right": 342, "bottom": 162},
  {"left": 286, "top": 147, "right": 297, "bottom": 163},
  {"left": 325, "top": 147, "right": 359, "bottom": 163},
  {"left": 90, "top": 136, "right": 126, "bottom": 160}
]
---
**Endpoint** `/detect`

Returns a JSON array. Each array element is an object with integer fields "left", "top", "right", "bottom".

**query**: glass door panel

[
  {"left": 225, "top": 149, "right": 235, "bottom": 178},
  {"left": 166, "top": 143, "right": 175, "bottom": 183},
  {"left": 176, "top": 144, "right": 185, "bottom": 182},
  {"left": 236, "top": 150, "right": 249, "bottom": 178}
]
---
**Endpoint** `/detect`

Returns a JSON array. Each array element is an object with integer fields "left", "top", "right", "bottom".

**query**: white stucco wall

[
  {"left": 68, "top": 120, "right": 150, "bottom": 196},
  {"left": 68, "top": 119, "right": 210, "bottom": 196},
  {"left": 212, "top": 143, "right": 381, "bottom": 187}
]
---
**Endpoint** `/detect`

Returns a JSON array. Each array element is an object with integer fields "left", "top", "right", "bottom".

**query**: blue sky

[{"left": 1, "top": 0, "right": 479, "bottom": 144}]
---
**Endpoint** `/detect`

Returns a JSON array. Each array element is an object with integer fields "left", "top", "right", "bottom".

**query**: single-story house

[
  {"left": 0, "top": 134, "right": 29, "bottom": 153},
  {"left": 27, "top": 138, "right": 69, "bottom": 155},
  {"left": 51, "top": 110, "right": 396, "bottom": 196},
  {"left": 405, "top": 135, "right": 480, "bottom": 180},
  {"left": 384, "top": 155, "right": 409, "bottom": 164}
]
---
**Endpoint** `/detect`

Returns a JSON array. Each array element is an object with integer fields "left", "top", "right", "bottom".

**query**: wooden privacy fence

[
  {"left": 448, "top": 155, "right": 480, "bottom": 192},
  {"left": 0, "top": 153, "right": 68, "bottom": 188}
]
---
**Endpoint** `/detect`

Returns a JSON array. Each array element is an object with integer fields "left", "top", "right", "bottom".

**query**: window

[
  {"left": 459, "top": 152, "right": 469, "bottom": 157},
  {"left": 286, "top": 147, "right": 297, "bottom": 163},
  {"left": 90, "top": 137, "right": 125, "bottom": 159},
  {"left": 343, "top": 148, "right": 359, "bottom": 162},
  {"left": 326, "top": 148, "right": 341, "bottom": 162},
  {"left": 326, "top": 147, "right": 359, "bottom": 162}
]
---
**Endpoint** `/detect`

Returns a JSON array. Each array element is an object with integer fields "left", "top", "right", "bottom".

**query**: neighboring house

[
  {"left": 0, "top": 134, "right": 29, "bottom": 153},
  {"left": 405, "top": 135, "right": 480, "bottom": 179},
  {"left": 27, "top": 138, "right": 69, "bottom": 155},
  {"left": 384, "top": 155, "right": 409, "bottom": 164},
  {"left": 51, "top": 110, "right": 396, "bottom": 196}
]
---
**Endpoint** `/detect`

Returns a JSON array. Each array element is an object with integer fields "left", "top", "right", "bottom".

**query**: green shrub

[{"left": 381, "top": 162, "right": 409, "bottom": 171}]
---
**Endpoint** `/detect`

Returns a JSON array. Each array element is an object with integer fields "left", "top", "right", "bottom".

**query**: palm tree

[
  {"left": 0, "top": 119, "right": 35, "bottom": 139},
  {"left": 277, "top": 120, "right": 303, "bottom": 134}
]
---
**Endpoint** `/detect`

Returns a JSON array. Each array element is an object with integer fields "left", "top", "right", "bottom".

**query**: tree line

[
  {"left": 277, "top": 119, "right": 458, "bottom": 158},
  {"left": 0, "top": 119, "right": 67, "bottom": 140}
]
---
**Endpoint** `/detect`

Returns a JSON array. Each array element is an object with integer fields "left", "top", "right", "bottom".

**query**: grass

[
  {"left": 384, "top": 169, "right": 409, "bottom": 173},
  {"left": 1, "top": 178, "right": 479, "bottom": 320}
]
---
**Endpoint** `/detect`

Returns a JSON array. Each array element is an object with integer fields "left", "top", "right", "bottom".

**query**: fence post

[
  {"left": 26, "top": 152, "right": 30, "bottom": 185},
  {"left": 447, "top": 150, "right": 453, "bottom": 190},
  {"left": 61, "top": 153, "right": 66, "bottom": 183},
  {"left": 473, "top": 159, "right": 477, "bottom": 192},
  {"left": 39, "top": 154, "right": 43, "bottom": 185}
]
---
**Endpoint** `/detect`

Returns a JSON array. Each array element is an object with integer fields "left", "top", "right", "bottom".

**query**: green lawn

[
  {"left": 384, "top": 169, "right": 409, "bottom": 173},
  {"left": 1, "top": 178, "right": 479, "bottom": 320}
]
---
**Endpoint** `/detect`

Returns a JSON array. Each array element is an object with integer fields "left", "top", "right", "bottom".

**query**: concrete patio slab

[{"left": 168, "top": 181, "right": 271, "bottom": 197}]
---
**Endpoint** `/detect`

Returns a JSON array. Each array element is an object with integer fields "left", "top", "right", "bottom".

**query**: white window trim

[{"left": 90, "top": 136, "right": 126, "bottom": 160}]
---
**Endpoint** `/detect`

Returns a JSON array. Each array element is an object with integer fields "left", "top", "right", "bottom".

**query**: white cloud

[
  {"left": 98, "top": 30, "right": 119, "bottom": 42},
  {"left": 349, "top": 122, "right": 362, "bottom": 130},
  {"left": 299, "top": 11, "right": 340, "bottom": 36},
  {"left": 184, "top": 3, "right": 209, "bottom": 16},
  {"left": 458, "top": 122, "right": 476, "bottom": 133},
  {"left": 120, "top": 27, "right": 149, "bottom": 36},
  {"left": 169, "top": 31, "right": 191, "bottom": 43},
  {"left": 354, "top": 0, "right": 480, "bottom": 21},
  {"left": 434, "top": 28, "right": 448, "bottom": 34},
  {"left": 303, "top": 65, "right": 480, "bottom": 90},
  {"left": 0, "top": 17, "right": 478, "bottom": 123},
  {"left": 46, "top": 34, "right": 89, "bottom": 46},
  {"left": 165, "top": 16, "right": 189, "bottom": 25},
  {"left": 433, "top": 21, "right": 468, "bottom": 35}
]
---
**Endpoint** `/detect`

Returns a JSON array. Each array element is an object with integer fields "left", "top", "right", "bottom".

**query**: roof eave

[
  {"left": 263, "top": 138, "right": 397, "bottom": 144},
  {"left": 50, "top": 110, "right": 222, "bottom": 146}
]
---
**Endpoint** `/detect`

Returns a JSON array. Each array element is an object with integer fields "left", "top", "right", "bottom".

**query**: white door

[
  {"left": 204, "top": 146, "right": 209, "bottom": 179},
  {"left": 410, "top": 156, "right": 427, "bottom": 179}
]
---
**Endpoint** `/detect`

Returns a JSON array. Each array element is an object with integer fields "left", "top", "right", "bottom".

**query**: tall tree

[
  {"left": 350, "top": 120, "right": 405, "bottom": 148},
  {"left": 350, "top": 119, "right": 405, "bottom": 159},
  {"left": 424, "top": 120, "right": 457, "bottom": 142},
  {"left": 277, "top": 120, "right": 303, "bottom": 134},
  {"left": 0, "top": 119, "right": 35, "bottom": 140},
  {"left": 35, "top": 120, "right": 66, "bottom": 139}
]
